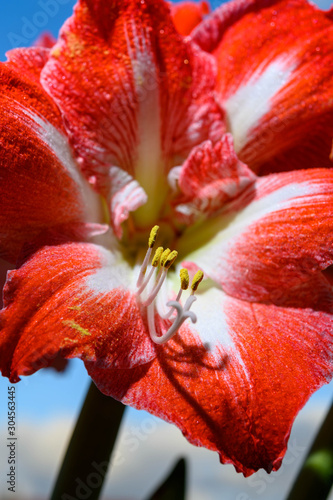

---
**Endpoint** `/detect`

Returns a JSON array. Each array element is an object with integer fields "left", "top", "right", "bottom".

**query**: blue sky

[
  {"left": 0, "top": 0, "right": 76, "bottom": 59},
  {"left": 1, "top": 0, "right": 333, "bottom": 499},
  {"left": 1, "top": 0, "right": 330, "bottom": 60},
  {"left": 0, "top": 0, "right": 230, "bottom": 60}
]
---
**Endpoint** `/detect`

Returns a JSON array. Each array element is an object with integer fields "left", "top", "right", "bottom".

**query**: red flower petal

[
  {"left": 0, "top": 58, "right": 103, "bottom": 262},
  {"left": 180, "top": 169, "right": 333, "bottom": 302},
  {"left": 107, "top": 166, "right": 148, "bottom": 238},
  {"left": 87, "top": 274, "right": 333, "bottom": 476},
  {"left": 173, "top": 133, "right": 256, "bottom": 223},
  {"left": 170, "top": 1, "right": 210, "bottom": 36},
  {"left": 0, "top": 243, "right": 155, "bottom": 382},
  {"left": 0, "top": 259, "right": 13, "bottom": 309},
  {"left": 193, "top": 0, "right": 333, "bottom": 174},
  {"left": 6, "top": 46, "right": 51, "bottom": 86},
  {"left": 33, "top": 32, "right": 57, "bottom": 49},
  {"left": 41, "top": 0, "right": 225, "bottom": 229}
]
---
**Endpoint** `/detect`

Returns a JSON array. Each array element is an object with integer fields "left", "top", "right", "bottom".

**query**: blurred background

[{"left": 1, "top": 0, "right": 333, "bottom": 499}]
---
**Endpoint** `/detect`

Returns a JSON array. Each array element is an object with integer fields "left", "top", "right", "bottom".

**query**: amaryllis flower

[{"left": 1, "top": 0, "right": 333, "bottom": 477}]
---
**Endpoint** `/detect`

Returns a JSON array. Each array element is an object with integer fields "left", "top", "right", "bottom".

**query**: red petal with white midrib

[
  {"left": 41, "top": 0, "right": 225, "bottom": 229},
  {"left": 0, "top": 243, "right": 155, "bottom": 382},
  {"left": 0, "top": 57, "right": 102, "bottom": 262},
  {"left": 182, "top": 169, "right": 333, "bottom": 303},
  {"left": 192, "top": 0, "right": 333, "bottom": 174},
  {"left": 87, "top": 274, "right": 333, "bottom": 476}
]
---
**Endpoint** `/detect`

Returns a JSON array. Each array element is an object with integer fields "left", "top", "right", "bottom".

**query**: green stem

[
  {"left": 286, "top": 398, "right": 333, "bottom": 500},
  {"left": 50, "top": 381, "right": 125, "bottom": 500},
  {"left": 146, "top": 458, "right": 187, "bottom": 500}
]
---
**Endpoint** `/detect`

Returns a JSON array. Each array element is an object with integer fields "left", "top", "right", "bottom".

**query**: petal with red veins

[
  {"left": 173, "top": 133, "right": 256, "bottom": 224},
  {"left": 107, "top": 166, "right": 148, "bottom": 238},
  {"left": 178, "top": 169, "right": 333, "bottom": 302},
  {"left": 87, "top": 275, "right": 333, "bottom": 476},
  {"left": 41, "top": 0, "right": 225, "bottom": 227},
  {"left": 170, "top": 1, "right": 210, "bottom": 36},
  {"left": 33, "top": 32, "right": 57, "bottom": 48},
  {"left": 6, "top": 47, "right": 51, "bottom": 85},
  {"left": 0, "top": 60, "right": 103, "bottom": 262},
  {"left": 192, "top": 0, "right": 333, "bottom": 174},
  {"left": 0, "top": 259, "right": 14, "bottom": 309},
  {"left": 0, "top": 242, "right": 156, "bottom": 383}
]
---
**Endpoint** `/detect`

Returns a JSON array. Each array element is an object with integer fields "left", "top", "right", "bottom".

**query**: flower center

[{"left": 136, "top": 226, "right": 203, "bottom": 344}]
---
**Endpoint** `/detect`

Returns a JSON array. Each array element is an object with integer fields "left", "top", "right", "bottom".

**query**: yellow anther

[
  {"left": 152, "top": 247, "right": 164, "bottom": 267},
  {"left": 180, "top": 268, "right": 189, "bottom": 290},
  {"left": 191, "top": 270, "right": 204, "bottom": 292},
  {"left": 164, "top": 250, "right": 178, "bottom": 269},
  {"left": 148, "top": 225, "right": 159, "bottom": 248},
  {"left": 160, "top": 248, "right": 171, "bottom": 267}
]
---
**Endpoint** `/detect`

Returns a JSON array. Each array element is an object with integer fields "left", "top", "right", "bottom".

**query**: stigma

[{"left": 136, "top": 226, "right": 203, "bottom": 344}]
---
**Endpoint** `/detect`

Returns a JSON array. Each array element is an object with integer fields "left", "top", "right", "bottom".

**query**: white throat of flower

[{"left": 136, "top": 226, "right": 203, "bottom": 345}]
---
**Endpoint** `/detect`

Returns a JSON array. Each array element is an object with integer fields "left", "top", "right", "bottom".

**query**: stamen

[
  {"left": 141, "top": 250, "right": 178, "bottom": 307},
  {"left": 191, "top": 270, "right": 204, "bottom": 294},
  {"left": 180, "top": 268, "right": 189, "bottom": 290},
  {"left": 161, "top": 268, "right": 189, "bottom": 320},
  {"left": 136, "top": 226, "right": 204, "bottom": 344},
  {"left": 148, "top": 225, "right": 159, "bottom": 248},
  {"left": 136, "top": 246, "right": 164, "bottom": 295},
  {"left": 183, "top": 294, "right": 198, "bottom": 313},
  {"left": 151, "top": 247, "right": 164, "bottom": 267},
  {"left": 160, "top": 248, "right": 171, "bottom": 266},
  {"left": 136, "top": 225, "right": 160, "bottom": 288},
  {"left": 146, "top": 269, "right": 204, "bottom": 344},
  {"left": 163, "top": 250, "right": 178, "bottom": 269}
]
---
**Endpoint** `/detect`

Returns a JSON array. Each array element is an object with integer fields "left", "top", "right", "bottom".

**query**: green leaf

[
  {"left": 146, "top": 458, "right": 187, "bottom": 500},
  {"left": 286, "top": 399, "right": 333, "bottom": 500},
  {"left": 50, "top": 381, "right": 125, "bottom": 500}
]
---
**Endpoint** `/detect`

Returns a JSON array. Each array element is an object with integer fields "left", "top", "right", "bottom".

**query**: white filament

[
  {"left": 136, "top": 250, "right": 198, "bottom": 344},
  {"left": 136, "top": 247, "right": 153, "bottom": 288}
]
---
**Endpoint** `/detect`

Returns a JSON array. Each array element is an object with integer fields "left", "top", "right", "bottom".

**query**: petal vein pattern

[
  {"left": 0, "top": 62, "right": 103, "bottom": 262},
  {"left": 7, "top": 100, "right": 100, "bottom": 222},
  {"left": 223, "top": 57, "right": 296, "bottom": 152},
  {"left": 108, "top": 166, "right": 148, "bottom": 237},
  {"left": 123, "top": 19, "right": 163, "bottom": 226},
  {"left": 192, "top": 0, "right": 333, "bottom": 174},
  {"left": 187, "top": 286, "right": 252, "bottom": 390},
  {"left": 41, "top": 0, "right": 225, "bottom": 229},
  {"left": 180, "top": 170, "right": 333, "bottom": 302},
  {"left": 86, "top": 276, "right": 333, "bottom": 476},
  {"left": 173, "top": 134, "right": 256, "bottom": 223},
  {"left": 0, "top": 243, "right": 155, "bottom": 382}
]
